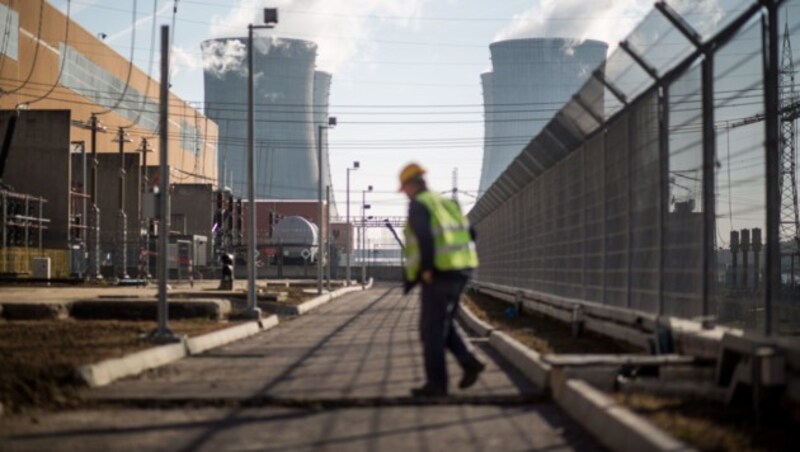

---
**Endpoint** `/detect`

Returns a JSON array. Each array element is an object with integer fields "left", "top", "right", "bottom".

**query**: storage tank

[
  {"left": 271, "top": 215, "right": 319, "bottom": 262},
  {"left": 202, "top": 37, "right": 320, "bottom": 199},
  {"left": 478, "top": 38, "right": 608, "bottom": 195}
]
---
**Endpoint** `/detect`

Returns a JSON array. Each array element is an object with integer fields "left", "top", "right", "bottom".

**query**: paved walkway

[{"left": 0, "top": 284, "right": 600, "bottom": 451}]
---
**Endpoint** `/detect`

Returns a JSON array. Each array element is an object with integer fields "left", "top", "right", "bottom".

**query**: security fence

[{"left": 470, "top": 0, "right": 800, "bottom": 336}]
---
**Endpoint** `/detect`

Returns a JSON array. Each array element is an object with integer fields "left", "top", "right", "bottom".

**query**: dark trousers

[{"left": 419, "top": 276, "right": 482, "bottom": 391}]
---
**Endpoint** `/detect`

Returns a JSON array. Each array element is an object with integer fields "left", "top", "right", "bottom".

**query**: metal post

[
  {"left": 140, "top": 138, "right": 151, "bottom": 278},
  {"left": 88, "top": 114, "right": 102, "bottom": 280},
  {"left": 702, "top": 53, "right": 717, "bottom": 322},
  {"left": 150, "top": 25, "right": 176, "bottom": 342},
  {"left": 361, "top": 190, "right": 366, "bottom": 284},
  {"left": 317, "top": 124, "right": 323, "bottom": 294},
  {"left": 326, "top": 184, "right": 331, "bottom": 291},
  {"left": 116, "top": 127, "right": 129, "bottom": 279},
  {"left": 763, "top": 4, "right": 781, "bottom": 336},
  {"left": 346, "top": 167, "right": 352, "bottom": 285},
  {"left": 245, "top": 24, "right": 261, "bottom": 318}
]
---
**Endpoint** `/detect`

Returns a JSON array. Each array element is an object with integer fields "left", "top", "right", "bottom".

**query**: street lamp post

[
  {"left": 345, "top": 161, "right": 359, "bottom": 285},
  {"left": 317, "top": 117, "right": 336, "bottom": 295},
  {"left": 361, "top": 185, "right": 372, "bottom": 284},
  {"left": 246, "top": 8, "right": 278, "bottom": 317}
]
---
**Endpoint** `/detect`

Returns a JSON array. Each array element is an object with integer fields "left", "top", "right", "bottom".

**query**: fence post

[{"left": 763, "top": 1, "right": 781, "bottom": 336}]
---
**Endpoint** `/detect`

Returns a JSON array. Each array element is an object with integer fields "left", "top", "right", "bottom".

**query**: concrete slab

[
  {"left": 0, "top": 405, "right": 599, "bottom": 452},
  {"left": 90, "top": 286, "right": 537, "bottom": 402}
]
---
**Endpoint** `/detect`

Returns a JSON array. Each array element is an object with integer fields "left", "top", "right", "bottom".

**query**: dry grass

[
  {"left": 613, "top": 392, "right": 800, "bottom": 451},
  {"left": 461, "top": 289, "right": 639, "bottom": 354}
]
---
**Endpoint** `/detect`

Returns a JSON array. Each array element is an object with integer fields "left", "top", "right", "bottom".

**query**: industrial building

[
  {"left": 202, "top": 37, "right": 335, "bottom": 207},
  {"left": 0, "top": 0, "right": 218, "bottom": 277},
  {"left": 478, "top": 38, "right": 607, "bottom": 195}
]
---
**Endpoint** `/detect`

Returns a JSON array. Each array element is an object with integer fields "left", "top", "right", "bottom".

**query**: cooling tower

[
  {"left": 478, "top": 38, "right": 608, "bottom": 195},
  {"left": 202, "top": 37, "right": 322, "bottom": 199}
]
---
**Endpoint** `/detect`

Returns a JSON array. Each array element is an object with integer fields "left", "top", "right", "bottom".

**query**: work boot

[
  {"left": 458, "top": 362, "right": 486, "bottom": 389},
  {"left": 410, "top": 384, "right": 447, "bottom": 398}
]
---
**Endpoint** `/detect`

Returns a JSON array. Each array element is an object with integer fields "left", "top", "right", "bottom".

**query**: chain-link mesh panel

[
  {"left": 583, "top": 134, "right": 605, "bottom": 303},
  {"left": 604, "top": 113, "right": 631, "bottom": 307},
  {"left": 714, "top": 19, "right": 767, "bottom": 331},
  {"left": 664, "top": 64, "right": 705, "bottom": 318},
  {"left": 629, "top": 93, "right": 661, "bottom": 312}
]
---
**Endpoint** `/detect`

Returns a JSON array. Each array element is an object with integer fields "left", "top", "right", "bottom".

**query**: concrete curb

[
  {"left": 77, "top": 342, "right": 187, "bottom": 388},
  {"left": 553, "top": 379, "right": 693, "bottom": 452},
  {"left": 488, "top": 331, "right": 551, "bottom": 389},
  {"left": 279, "top": 278, "right": 375, "bottom": 316},
  {"left": 186, "top": 318, "right": 276, "bottom": 355},
  {"left": 78, "top": 315, "right": 281, "bottom": 388},
  {"left": 473, "top": 311, "right": 694, "bottom": 451},
  {"left": 457, "top": 304, "right": 494, "bottom": 337}
]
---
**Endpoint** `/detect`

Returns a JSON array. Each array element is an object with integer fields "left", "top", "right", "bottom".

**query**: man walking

[{"left": 399, "top": 163, "right": 485, "bottom": 397}]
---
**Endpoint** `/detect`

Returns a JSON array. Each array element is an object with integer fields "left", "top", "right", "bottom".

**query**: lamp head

[{"left": 263, "top": 8, "right": 278, "bottom": 27}]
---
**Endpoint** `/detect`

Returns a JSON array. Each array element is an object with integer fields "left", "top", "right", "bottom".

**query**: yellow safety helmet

[{"left": 398, "top": 163, "right": 426, "bottom": 190}]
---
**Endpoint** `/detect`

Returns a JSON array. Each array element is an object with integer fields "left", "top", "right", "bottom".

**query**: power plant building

[
  {"left": 0, "top": 0, "right": 217, "bottom": 277},
  {"left": 202, "top": 37, "right": 334, "bottom": 207},
  {"left": 478, "top": 38, "right": 608, "bottom": 195}
]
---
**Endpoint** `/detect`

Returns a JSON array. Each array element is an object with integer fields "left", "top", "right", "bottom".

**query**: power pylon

[{"left": 779, "top": 19, "right": 800, "bottom": 256}]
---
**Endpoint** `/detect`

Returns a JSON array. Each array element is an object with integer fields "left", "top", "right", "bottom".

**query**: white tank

[{"left": 271, "top": 216, "right": 319, "bottom": 262}]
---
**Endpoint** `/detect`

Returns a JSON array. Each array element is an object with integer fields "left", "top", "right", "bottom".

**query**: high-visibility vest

[{"left": 404, "top": 191, "right": 478, "bottom": 281}]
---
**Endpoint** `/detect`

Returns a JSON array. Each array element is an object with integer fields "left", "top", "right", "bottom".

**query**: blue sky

[{"left": 48, "top": 0, "right": 780, "bottom": 249}]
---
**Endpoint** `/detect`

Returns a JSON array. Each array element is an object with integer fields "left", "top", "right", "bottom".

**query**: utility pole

[
  {"left": 139, "top": 138, "right": 151, "bottom": 278},
  {"left": 149, "top": 25, "right": 177, "bottom": 343},
  {"left": 780, "top": 18, "right": 800, "bottom": 287},
  {"left": 78, "top": 113, "right": 104, "bottom": 281},
  {"left": 114, "top": 127, "right": 131, "bottom": 280}
]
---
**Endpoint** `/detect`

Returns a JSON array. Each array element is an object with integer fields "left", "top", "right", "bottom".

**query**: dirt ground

[
  {"left": 461, "top": 289, "right": 639, "bottom": 354},
  {"left": 613, "top": 392, "right": 800, "bottom": 451},
  {"left": 0, "top": 319, "right": 234, "bottom": 414}
]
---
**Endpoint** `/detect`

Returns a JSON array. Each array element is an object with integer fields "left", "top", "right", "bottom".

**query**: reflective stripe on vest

[{"left": 404, "top": 191, "right": 478, "bottom": 281}]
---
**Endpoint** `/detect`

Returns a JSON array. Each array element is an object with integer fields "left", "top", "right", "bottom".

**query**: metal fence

[{"left": 470, "top": 0, "right": 800, "bottom": 336}]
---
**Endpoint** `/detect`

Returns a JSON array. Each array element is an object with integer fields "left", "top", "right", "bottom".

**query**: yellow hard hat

[{"left": 399, "top": 163, "right": 426, "bottom": 190}]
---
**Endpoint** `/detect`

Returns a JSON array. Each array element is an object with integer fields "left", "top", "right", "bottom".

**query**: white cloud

[
  {"left": 208, "top": 0, "right": 427, "bottom": 73},
  {"left": 171, "top": 45, "right": 202, "bottom": 78},
  {"left": 493, "top": 0, "right": 653, "bottom": 47}
]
